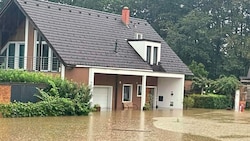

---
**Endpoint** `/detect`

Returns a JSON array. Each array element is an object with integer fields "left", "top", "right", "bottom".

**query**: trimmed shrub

[
  {"left": 0, "top": 70, "right": 92, "bottom": 117},
  {"left": 0, "top": 98, "right": 75, "bottom": 118},
  {"left": 183, "top": 96, "right": 194, "bottom": 109},
  {"left": 190, "top": 94, "right": 229, "bottom": 109}
]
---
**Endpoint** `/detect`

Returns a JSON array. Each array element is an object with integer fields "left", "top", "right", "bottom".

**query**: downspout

[{"left": 115, "top": 74, "right": 119, "bottom": 110}]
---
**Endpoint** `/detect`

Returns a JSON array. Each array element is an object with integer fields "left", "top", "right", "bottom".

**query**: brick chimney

[{"left": 122, "top": 7, "right": 130, "bottom": 25}]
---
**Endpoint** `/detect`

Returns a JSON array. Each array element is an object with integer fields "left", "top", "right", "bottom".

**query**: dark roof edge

[
  {"left": 12, "top": 0, "right": 67, "bottom": 66},
  {"left": 127, "top": 39, "right": 161, "bottom": 43},
  {"left": 0, "top": 0, "right": 14, "bottom": 18},
  {"left": 185, "top": 72, "right": 194, "bottom": 76}
]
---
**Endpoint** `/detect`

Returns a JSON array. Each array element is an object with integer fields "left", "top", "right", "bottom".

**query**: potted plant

[
  {"left": 143, "top": 103, "right": 151, "bottom": 111},
  {"left": 93, "top": 104, "right": 101, "bottom": 112}
]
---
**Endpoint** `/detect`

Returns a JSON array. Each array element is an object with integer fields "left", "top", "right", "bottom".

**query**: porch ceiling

[{"left": 90, "top": 67, "right": 185, "bottom": 79}]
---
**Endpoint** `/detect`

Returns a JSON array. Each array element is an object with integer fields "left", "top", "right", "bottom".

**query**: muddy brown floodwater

[{"left": 0, "top": 109, "right": 250, "bottom": 141}]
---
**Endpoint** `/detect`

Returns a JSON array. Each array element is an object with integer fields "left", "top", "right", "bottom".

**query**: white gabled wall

[
  {"left": 128, "top": 40, "right": 161, "bottom": 64},
  {"left": 157, "top": 77, "right": 185, "bottom": 109},
  {"left": 128, "top": 41, "right": 146, "bottom": 60}
]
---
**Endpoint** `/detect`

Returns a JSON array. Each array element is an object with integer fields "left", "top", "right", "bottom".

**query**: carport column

[
  {"left": 141, "top": 75, "right": 147, "bottom": 110},
  {"left": 88, "top": 68, "right": 95, "bottom": 106}
]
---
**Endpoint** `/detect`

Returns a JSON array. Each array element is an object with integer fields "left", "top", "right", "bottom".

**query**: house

[{"left": 0, "top": 0, "right": 192, "bottom": 110}]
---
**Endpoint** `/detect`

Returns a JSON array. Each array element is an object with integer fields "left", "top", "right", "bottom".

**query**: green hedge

[
  {"left": 189, "top": 94, "right": 229, "bottom": 109},
  {"left": 0, "top": 70, "right": 91, "bottom": 117},
  {"left": 0, "top": 69, "right": 61, "bottom": 84}
]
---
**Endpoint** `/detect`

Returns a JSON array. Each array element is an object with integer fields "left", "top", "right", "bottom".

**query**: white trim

[
  {"left": 137, "top": 84, "right": 142, "bottom": 97},
  {"left": 76, "top": 65, "right": 152, "bottom": 72},
  {"left": 24, "top": 18, "right": 29, "bottom": 70},
  {"left": 14, "top": 43, "right": 19, "bottom": 69},
  {"left": 32, "top": 33, "right": 60, "bottom": 72},
  {"left": 141, "top": 75, "right": 146, "bottom": 110},
  {"left": 122, "top": 84, "right": 133, "bottom": 103},
  {"left": 90, "top": 67, "right": 184, "bottom": 78},
  {"left": 88, "top": 68, "right": 94, "bottom": 104},
  {"left": 60, "top": 64, "right": 65, "bottom": 80},
  {"left": 33, "top": 30, "right": 37, "bottom": 70},
  {"left": 1, "top": 42, "right": 25, "bottom": 69},
  {"left": 93, "top": 85, "right": 113, "bottom": 111}
]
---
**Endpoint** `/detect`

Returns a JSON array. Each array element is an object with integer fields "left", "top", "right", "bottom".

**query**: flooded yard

[{"left": 0, "top": 109, "right": 250, "bottom": 141}]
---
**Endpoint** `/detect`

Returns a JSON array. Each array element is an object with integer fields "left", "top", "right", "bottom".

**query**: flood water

[{"left": 0, "top": 109, "right": 250, "bottom": 141}]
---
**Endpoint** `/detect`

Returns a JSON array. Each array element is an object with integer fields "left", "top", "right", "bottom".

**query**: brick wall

[{"left": 0, "top": 85, "right": 11, "bottom": 104}]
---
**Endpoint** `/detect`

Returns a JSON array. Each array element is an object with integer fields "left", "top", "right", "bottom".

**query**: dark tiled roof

[{"left": 14, "top": 0, "right": 192, "bottom": 75}]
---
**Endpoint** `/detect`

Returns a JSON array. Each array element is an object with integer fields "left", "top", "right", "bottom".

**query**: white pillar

[
  {"left": 60, "top": 64, "right": 65, "bottom": 80},
  {"left": 141, "top": 75, "right": 147, "bottom": 110},
  {"left": 235, "top": 89, "right": 240, "bottom": 112},
  {"left": 88, "top": 68, "right": 95, "bottom": 106},
  {"left": 24, "top": 17, "right": 29, "bottom": 70}
]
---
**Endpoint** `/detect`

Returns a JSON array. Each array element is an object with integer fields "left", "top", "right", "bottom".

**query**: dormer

[{"left": 128, "top": 39, "right": 161, "bottom": 65}]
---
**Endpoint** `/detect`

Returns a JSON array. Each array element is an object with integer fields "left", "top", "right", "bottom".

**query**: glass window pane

[
  {"left": 153, "top": 47, "right": 158, "bottom": 64},
  {"left": 0, "top": 49, "right": 7, "bottom": 69},
  {"left": 19, "top": 44, "right": 25, "bottom": 69},
  {"left": 52, "top": 52, "right": 59, "bottom": 71},
  {"left": 8, "top": 43, "right": 15, "bottom": 69},
  {"left": 147, "top": 46, "right": 151, "bottom": 64},
  {"left": 123, "top": 85, "right": 131, "bottom": 101},
  {"left": 41, "top": 44, "right": 49, "bottom": 70},
  {"left": 137, "top": 85, "right": 141, "bottom": 96}
]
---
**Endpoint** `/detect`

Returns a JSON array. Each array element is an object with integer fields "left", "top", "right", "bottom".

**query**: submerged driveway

[{"left": 0, "top": 109, "right": 250, "bottom": 141}]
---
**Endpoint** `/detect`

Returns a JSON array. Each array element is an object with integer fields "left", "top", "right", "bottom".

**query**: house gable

[{"left": 1, "top": 0, "right": 192, "bottom": 75}]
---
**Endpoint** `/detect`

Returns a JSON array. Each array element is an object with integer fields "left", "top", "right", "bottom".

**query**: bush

[
  {"left": 189, "top": 94, "right": 229, "bottom": 109},
  {"left": 143, "top": 103, "right": 151, "bottom": 111},
  {"left": 0, "top": 69, "right": 61, "bottom": 84},
  {"left": 183, "top": 97, "right": 194, "bottom": 109},
  {"left": 0, "top": 70, "right": 92, "bottom": 117},
  {"left": 0, "top": 98, "right": 75, "bottom": 118}
]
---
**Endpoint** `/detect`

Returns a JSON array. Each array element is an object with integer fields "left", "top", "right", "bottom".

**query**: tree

[{"left": 188, "top": 61, "right": 210, "bottom": 94}]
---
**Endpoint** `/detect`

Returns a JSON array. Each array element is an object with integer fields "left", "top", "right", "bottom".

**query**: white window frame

[
  {"left": 122, "top": 84, "right": 133, "bottom": 102},
  {"left": 137, "top": 84, "right": 142, "bottom": 97},
  {"left": 33, "top": 30, "right": 60, "bottom": 72},
  {"left": 146, "top": 46, "right": 160, "bottom": 65},
  {"left": 0, "top": 41, "right": 25, "bottom": 69},
  {"left": 135, "top": 33, "right": 143, "bottom": 39}
]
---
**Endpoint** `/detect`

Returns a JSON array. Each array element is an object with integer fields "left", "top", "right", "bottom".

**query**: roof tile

[{"left": 15, "top": 0, "right": 192, "bottom": 75}]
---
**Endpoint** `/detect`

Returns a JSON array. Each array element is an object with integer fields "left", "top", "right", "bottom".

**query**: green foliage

[
  {"left": 0, "top": 70, "right": 91, "bottom": 117},
  {"left": 183, "top": 97, "right": 194, "bottom": 109},
  {"left": 211, "top": 75, "right": 240, "bottom": 96},
  {"left": 189, "top": 60, "right": 208, "bottom": 78},
  {"left": 190, "top": 94, "right": 229, "bottom": 109},
  {"left": 143, "top": 103, "right": 151, "bottom": 111},
  {"left": 0, "top": 99, "right": 75, "bottom": 117},
  {"left": 0, "top": 69, "right": 61, "bottom": 84}
]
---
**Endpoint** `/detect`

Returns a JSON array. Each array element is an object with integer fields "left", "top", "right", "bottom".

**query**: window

[
  {"left": 137, "top": 85, "right": 142, "bottom": 97},
  {"left": 33, "top": 30, "right": 60, "bottom": 72},
  {"left": 35, "top": 43, "right": 60, "bottom": 72},
  {"left": 146, "top": 46, "right": 159, "bottom": 65},
  {"left": 135, "top": 33, "right": 143, "bottom": 39},
  {"left": 153, "top": 47, "right": 158, "bottom": 65},
  {"left": 122, "top": 84, "right": 133, "bottom": 102},
  {"left": 0, "top": 42, "right": 25, "bottom": 69},
  {"left": 146, "top": 46, "right": 151, "bottom": 64}
]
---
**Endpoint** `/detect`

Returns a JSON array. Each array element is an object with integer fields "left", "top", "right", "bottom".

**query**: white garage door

[{"left": 92, "top": 86, "right": 112, "bottom": 110}]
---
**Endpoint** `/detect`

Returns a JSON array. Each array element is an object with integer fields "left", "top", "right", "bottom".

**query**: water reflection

[{"left": 0, "top": 109, "right": 249, "bottom": 141}]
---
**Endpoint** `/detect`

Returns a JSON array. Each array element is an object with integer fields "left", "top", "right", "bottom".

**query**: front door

[{"left": 146, "top": 87, "right": 155, "bottom": 108}]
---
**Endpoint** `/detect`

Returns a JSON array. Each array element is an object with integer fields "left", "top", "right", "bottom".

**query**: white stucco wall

[{"left": 157, "top": 77, "right": 184, "bottom": 109}]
